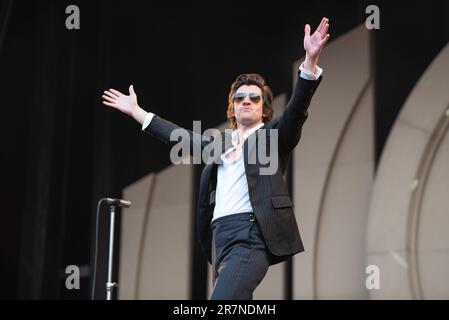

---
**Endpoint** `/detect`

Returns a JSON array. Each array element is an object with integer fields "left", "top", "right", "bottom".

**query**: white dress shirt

[
  {"left": 212, "top": 122, "right": 265, "bottom": 221},
  {"left": 142, "top": 62, "right": 322, "bottom": 221}
]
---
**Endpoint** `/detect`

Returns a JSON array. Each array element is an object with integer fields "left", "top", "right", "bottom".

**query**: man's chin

[{"left": 238, "top": 117, "right": 259, "bottom": 127}]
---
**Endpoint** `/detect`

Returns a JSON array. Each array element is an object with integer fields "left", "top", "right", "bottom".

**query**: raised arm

[{"left": 275, "top": 17, "right": 330, "bottom": 153}]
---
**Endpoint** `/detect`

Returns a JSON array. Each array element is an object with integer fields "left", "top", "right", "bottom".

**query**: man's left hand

[{"left": 303, "top": 17, "right": 330, "bottom": 74}]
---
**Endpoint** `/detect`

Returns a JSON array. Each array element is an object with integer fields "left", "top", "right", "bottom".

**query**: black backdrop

[{"left": 1, "top": 0, "right": 448, "bottom": 299}]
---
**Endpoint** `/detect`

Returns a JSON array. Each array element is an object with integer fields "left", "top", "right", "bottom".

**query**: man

[{"left": 102, "top": 17, "right": 329, "bottom": 299}]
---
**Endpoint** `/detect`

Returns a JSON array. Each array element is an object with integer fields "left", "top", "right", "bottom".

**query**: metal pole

[{"left": 106, "top": 205, "right": 116, "bottom": 300}]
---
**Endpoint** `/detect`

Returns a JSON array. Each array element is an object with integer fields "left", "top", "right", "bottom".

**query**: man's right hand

[
  {"left": 102, "top": 85, "right": 139, "bottom": 116},
  {"left": 102, "top": 85, "right": 148, "bottom": 125}
]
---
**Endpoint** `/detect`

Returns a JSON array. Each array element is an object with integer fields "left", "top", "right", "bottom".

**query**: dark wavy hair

[{"left": 226, "top": 73, "right": 274, "bottom": 129}]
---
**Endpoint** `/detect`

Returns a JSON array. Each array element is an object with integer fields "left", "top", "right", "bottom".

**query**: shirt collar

[{"left": 231, "top": 122, "right": 265, "bottom": 147}]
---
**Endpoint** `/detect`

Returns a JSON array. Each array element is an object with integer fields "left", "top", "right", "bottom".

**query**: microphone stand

[
  {"left": 106, "top": 204, "right": 118, "bottom": 300},
  {"left": 92, "top": 198, "right": 131, "bottom": 300}
]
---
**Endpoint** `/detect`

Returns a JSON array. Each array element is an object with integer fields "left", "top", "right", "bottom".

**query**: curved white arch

[
  {"left": 367, "top": 41, "right": 449, "bottom": 299},
  {"left": 293, "top": 24, "right": 374, "bottom": 299}
]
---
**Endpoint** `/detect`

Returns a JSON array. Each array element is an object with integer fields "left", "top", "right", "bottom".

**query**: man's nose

[{"left": 242, "top": 98, "right": 251, "bottom": 105}]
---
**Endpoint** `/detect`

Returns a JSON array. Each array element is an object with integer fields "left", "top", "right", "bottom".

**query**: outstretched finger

[
  {"left": 102, "top": 101, "right": 116, "bottom": 107},
  {"left": 321, "top": 23, "right": 329, "bottom": 38},
  {"left": 317, "top": 17, "right": 328, "bottom": 33},
  {"left": 129, "top": 84, "right": 136, "bottom": 95},
  {"left": 103, "top": 90, "right": 117, "bottom": 99},
  {"left": 304, "top": 24, "right": 311, "bottom": 37},
  {"left": 109, "top": 88, "right": 123, "bottom": 97},
  {"left": 102, "top": 94, "right": 116, "bottom": 103}
]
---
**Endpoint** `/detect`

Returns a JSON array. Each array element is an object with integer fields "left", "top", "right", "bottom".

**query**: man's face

[{"left": 233, "top": 85, "right": 264, "bottom": 128}]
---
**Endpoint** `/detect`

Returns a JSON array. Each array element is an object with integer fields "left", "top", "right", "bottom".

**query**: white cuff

[
  {"left": 299, "top": 62, "right": 323, "bottom": 80},
  {"left": 142, "top": 112, "right": 155, "bottom": 130}
]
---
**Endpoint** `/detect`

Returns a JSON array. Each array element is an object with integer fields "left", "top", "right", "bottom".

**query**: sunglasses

[{"left": 232, "top": 92, "right": 262, "bottom": 104}]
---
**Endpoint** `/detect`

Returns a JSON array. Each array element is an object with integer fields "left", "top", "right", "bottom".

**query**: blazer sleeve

[
  {"left": 273, "top": 73, "right": 322, "bottom": 154},
  {"left": 143, "top": 115, "right": 213, "bottom": 155}
]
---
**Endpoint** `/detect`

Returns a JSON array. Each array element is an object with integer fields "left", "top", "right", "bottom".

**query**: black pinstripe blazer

[{"left": 144, "top": 73, "right": 322, "bottom": 265}]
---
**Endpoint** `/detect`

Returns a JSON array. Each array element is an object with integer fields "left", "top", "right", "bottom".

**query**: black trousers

[{"left": 210, "top": 212, "right": 271, "bottom": 300}]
